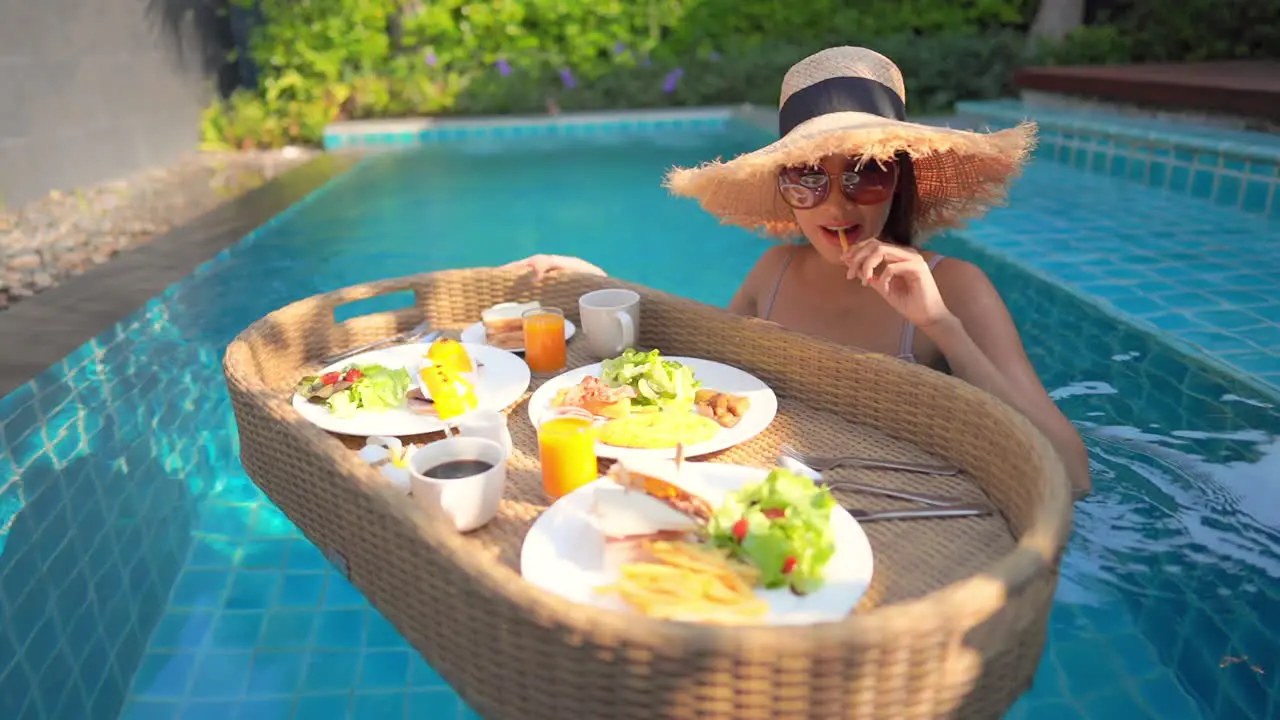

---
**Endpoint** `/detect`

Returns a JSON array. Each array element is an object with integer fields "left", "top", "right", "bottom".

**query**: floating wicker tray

[{"left": 223, "top": 268, "right": 1073, "bottom": 720}]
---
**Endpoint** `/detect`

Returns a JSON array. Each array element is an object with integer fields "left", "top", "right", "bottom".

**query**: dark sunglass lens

[{"left": 841, "top": 160, "right": 897, "bottom": 203}]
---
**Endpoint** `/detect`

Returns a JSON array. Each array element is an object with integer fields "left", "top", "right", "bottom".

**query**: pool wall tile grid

[
  {"left": 0, "top": 307, "right": 204, "bottom": 719},
  {"left": 956, "top": 99, "right": 1280, "bottom": 220},
  {"left": 323, "top": 108, "right": 734, "bottom": 150},
  {"left": 933, "top": 234, "right": 1280, "bottom": 719},
  {"left": 949, "top": 136, "right": 1280, "bottom": 399}
]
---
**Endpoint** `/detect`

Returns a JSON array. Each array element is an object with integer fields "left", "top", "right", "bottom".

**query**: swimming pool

[{"left": 0, "top": 118, "right": 1276, "bottom": 720}]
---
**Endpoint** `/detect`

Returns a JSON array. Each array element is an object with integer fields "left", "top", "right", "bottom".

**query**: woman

[{"left": 502, "top": 47, "right": 1091, "bottom": 496}]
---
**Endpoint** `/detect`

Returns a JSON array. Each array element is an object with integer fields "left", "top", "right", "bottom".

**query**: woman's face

[{"left": 779, "top": 154, "right": 898, "bottom": 265}]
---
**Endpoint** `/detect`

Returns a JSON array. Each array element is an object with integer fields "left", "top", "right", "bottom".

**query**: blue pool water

[{"left": 0, "top": 119, "right": 1277, "bottom": 720}]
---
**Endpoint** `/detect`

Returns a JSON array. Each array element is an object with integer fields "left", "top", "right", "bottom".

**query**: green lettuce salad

[
  {"left": 709, "top": 468, "right": 838, "bottom": 595},
  {"left": 600, "top": 348, "right": 700, "bottom": 413},
  {"left": 295, "top": 364, "right": 411, "bottom": 419}
]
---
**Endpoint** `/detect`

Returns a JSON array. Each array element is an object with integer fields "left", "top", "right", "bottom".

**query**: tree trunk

[{"left": 1029, "top": 0, "right": 1087, "bottom": 43}]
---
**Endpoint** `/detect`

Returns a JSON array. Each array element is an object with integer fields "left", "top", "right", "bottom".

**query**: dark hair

[{"left": 881, "top": 151, "right": 918, "bottom": 247}]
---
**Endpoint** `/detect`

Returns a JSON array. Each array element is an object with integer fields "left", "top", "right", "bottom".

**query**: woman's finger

[
  {"left": 862, "top": 248, "right": 891, "bottom": 282},
  {"left": 844, "top": 239, "right": 879, "bottom": 267},
  {"left": 874, "top": 262, "right": 912, "bottom": 293}
]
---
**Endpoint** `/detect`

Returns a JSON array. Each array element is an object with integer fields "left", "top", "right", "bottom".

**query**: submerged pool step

[
  {"left": 956, "top": 99, "right": 1280, "bottom": 222},
  {"left": 949, "top": 154, "right": 1280, "bottom": 401}
]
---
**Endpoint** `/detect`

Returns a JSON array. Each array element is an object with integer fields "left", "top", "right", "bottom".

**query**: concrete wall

[{"left": 0, "top": 0, "right": 232, "bottom": 209}]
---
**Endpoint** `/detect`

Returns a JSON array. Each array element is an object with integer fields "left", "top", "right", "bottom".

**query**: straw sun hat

[{"left": 664, "top": 46, "right": 1037, "bottom": 243}]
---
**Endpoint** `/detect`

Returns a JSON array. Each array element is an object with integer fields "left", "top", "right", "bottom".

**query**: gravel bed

[{"left": 0, "top": 148, "right": 316, "bottom": 310}]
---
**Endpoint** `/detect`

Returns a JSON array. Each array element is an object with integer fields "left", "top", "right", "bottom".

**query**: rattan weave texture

[{"left": 223, "top": 268, "right": 1073, "bottom": 720}]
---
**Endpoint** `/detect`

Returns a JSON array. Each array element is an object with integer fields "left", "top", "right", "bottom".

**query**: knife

[{"left": 844, "top": 503, "right": 993, "bottom": 522}]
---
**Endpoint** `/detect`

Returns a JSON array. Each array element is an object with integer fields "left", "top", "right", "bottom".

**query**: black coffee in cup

[{"left": 424, "top": 459, "right": 494, "bottom": 480}]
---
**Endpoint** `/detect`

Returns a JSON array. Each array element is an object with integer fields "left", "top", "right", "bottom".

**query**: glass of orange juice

[
  {"left": 537, "top": 414, "right": 598, "bottom": 499},
  {"left": 523, "top": 306, "right": 567, "bottom": 376}
]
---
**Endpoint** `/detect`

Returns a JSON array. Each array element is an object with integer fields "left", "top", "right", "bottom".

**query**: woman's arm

[
  {"left": 498, "top": 254, "right": 607, "bottom": 279},
  {"left": 926, "top": 262, "right": 1092, "bottom": 498}
]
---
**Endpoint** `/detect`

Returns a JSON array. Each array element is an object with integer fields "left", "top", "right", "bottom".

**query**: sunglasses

[{"left": 777, "top": 157, "right": 899, "bottom": 209}]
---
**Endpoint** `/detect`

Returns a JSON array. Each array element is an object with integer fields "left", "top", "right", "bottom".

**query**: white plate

[
  {"left": 525, "top": 356, "right": 778, "bottom": 461},
  {"left": 460, "top": 319, "right": 576, "bottom": 353},
  {"left": 292, "top": 342, "right": 531, "bottom": 437},
  {"left": 520, "top": 463, "right": 874, "bottom": 625}
]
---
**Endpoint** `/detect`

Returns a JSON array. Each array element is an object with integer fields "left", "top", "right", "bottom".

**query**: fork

[
  {"left": 781, "top": 444, "right": 961, "bottom": 476},
  {"left": 843, "top": 502, "right": 992, "bottom": 522},
  {"left": 321, "top": 322, "right": 437, "bottom": 366},
  {"left": 823, "top": 480, "right": 963, "bottom": 507}
]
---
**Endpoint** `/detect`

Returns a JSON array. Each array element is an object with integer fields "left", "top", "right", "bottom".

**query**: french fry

[
  {"left": 838, "top": 227, "right": 849, "bottom": 253},
  {"left": 594, "top": 540, "right": 769, "bottom": 623}
]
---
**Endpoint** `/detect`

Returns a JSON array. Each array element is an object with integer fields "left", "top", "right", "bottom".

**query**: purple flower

[
  {"left": 495, "top": 58, "right": 511, "bottom": 76},
  {"left": 639, "top": 54, "right": 651, "bottom": 68},
  {"left": 424, "top": 49, "right": 438, "bottom": 66},
  {"left": 708, "top": 50, "right": 721, "bottom": 62},
  {"left": 560, "top": 68, "right": 576, "bottom": 89},
  {"left": 613, "top": 42, "right": 626, "bottom": 55},
  {"left": 662, "top": 67, "right": 684, "bottom": 94}
]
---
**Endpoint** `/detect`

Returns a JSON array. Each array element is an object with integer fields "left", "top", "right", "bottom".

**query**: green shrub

[
  {"left": 204, "top": 0, "right": 1034, "bottom": 148},
  {"left": 204, "top": 0, "right": 1280, "bottom": 149},
  {"left": 1034, "top": 0, "right": 1280, "bottom": 66}
]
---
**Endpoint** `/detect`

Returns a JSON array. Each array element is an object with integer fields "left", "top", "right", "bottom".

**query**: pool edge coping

[{"left": 0, "top": 153, "right": 362, "bottom": 398}]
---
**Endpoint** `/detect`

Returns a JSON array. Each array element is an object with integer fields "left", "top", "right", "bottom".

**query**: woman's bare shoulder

[{"left": 730, "top": 243, "right": 799, "bottom": 316}]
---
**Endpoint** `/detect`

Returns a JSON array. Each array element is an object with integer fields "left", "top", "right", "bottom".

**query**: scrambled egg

[{"left": 598, "top": 412, "right": 720, "bottom": 449}]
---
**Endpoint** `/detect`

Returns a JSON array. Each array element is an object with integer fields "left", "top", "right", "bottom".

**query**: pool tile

[
  {"left": 351, "top": 691, "right": 407, "bottom": 716},
  {"left": 259, "top": 610, "right": 318, "bottom": 649},
  {"left": 149, "top": 611, "right": 216, "bottom": 651},
  {"left": 358, "top": 649, "right": 411, "bottom": 689},
  {"left": 314, "top": 609, "right": 366, "bottom": 648},
  {"left": 234, "top": 698, "right": 292, "bottom": 719},
  {"left": 188, "top": 652, "right": 253, "bottom": 699},
  {"left": 276, "top": 572, "right": 327, "bottom": 607},
  {"left": 301, "top": 651, "right": 361, "bottom": 693},
  {"left": 1081, "top": 688, "right": 1158, "bottom": 719},
  {"left": 226, "top": 571, "right": 282, "bottom": 611},
  {"left": 245, "top": 651, "right": 307, "bottom": 697},
  {"left": 1179, "top": 329, "right": 1258, "bottom": 355},
  {"left": 1190, "top": 309, "right": 1268, "bottom": 332},
  {"left": 120, "top": 699, "right": 182, "bottom": 719},
  {"left": 292, "top": 693, "right": 353, "bottom": 720},
  {"left": 171, "top": 570, "right": 233, "bottom": 609},
  {"left": 321, "top": 575, "right": 368, "bottom": 608},
  {"left": 178, "top": 700, "right": 237, "bottom": 720},
  {"left": 408, "top": 652, "right": 447, "bottom": 689},
  {"left": 208, "top": 612, "right": 266, "bottom": 651},
  {"left": 131, "top": 652, "right": 197, "bottom": 699},
  {"left": 410, "top": 691, "right": 463, "bottom": 718},
  {"left": 365, "top": 611, "right": 407, "bottom": 649}
]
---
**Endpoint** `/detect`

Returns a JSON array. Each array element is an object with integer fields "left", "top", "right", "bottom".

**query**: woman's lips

[{"left": 820, "top": 224, "right": 862, "bottom": 248}]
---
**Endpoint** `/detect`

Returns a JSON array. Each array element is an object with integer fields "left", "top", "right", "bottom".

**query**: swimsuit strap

[
  {"left": 760, "top": 245, "right": 798, "bottom": 320},
  {"left": 897, "top": 254, "right": 947, "bottom": 363}
]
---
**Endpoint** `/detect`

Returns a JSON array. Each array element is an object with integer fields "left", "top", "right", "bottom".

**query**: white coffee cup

[
  {"left": 407, "top": 436, "right": 507, "bottom": 533},
  {"left": 578, "top": 288, "right": 640, "bottom": 358},
  {"left": 454, "top": 410, "right": 513, "bottom": 457}
]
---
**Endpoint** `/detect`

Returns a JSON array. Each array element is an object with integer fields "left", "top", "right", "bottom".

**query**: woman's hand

[
  {"left": 843, "top": 239, "right": 951, "bottom": 328},
  {"left": 499, "top": 254, "right": 607, "bottom": 280}
]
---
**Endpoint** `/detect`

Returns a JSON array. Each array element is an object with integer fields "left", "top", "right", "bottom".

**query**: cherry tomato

[
  {"left": 343, "top": 368, "right": 363, "bottom": 383},
  {"left": 782, "top": 556, "right": 797, "bottom": 574},
  {"left": 320, "top": 372, "right": 341, "bottom": 385},
  {"left": 731, "top": 518, "right": 748, "bottom": 542}
]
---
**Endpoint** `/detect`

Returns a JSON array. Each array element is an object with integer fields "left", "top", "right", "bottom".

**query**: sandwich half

[
  {"left": 592, "top": 457, "right": 713, "bottom": 547},
  {"left": 481, "top": 301, "right": 539, "bottom": 349}
]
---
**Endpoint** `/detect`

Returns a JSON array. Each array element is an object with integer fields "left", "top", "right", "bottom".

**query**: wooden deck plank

[{"left": 1014, "top": 62, "right": 1280, "bottom": 123}]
